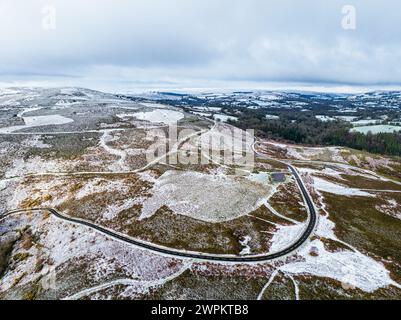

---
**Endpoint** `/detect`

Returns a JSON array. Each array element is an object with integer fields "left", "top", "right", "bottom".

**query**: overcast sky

[{"left": 0, "top": 0, "right": 401, "bottom": 92}]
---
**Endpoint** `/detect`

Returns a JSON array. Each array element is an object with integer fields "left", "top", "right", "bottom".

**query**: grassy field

[{"left": 323, "top": 193, "right": 401, "bottom": 283}]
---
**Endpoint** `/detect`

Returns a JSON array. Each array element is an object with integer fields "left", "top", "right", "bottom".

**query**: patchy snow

[
  {"left": 266, "top": 142, "right": 327, "bottom": 161},
  {"left": 274, "top": 178, "right": 400, "bottom": 293},
  {"left": 140, "top": 102, "right": 171, "bottom": 109},
  {"left": 0, "top": 211, "right": 188, "bottom": 299},
  {"left": 246, "top": 172, "right": 270, "bottom": 185},
  {"left": 280, "top": 239, "right": 396, "bottom": 293},
  {"left": 208, "top": 107, "right": 223, "bottom": 112},
  {"left": 192, "top": 111, "right": 212, "bottom": 117},
  {"left": 269, "top": 223, "right": 306, "bottom": 253},
  {"left": 2, "top": 88, "right": 400, "bottom": 299},
  {"left": 75, "top": 179, "right": 129, "bottom": 200},
  {"left": 137, "top": 171, "right": 159, "bottom": 184},
  {"left": 298, "top": 167, "right": 343, "bottom": 178},
  {"left": 257, "top": 269, "right": 279, "bottom": 300},
  {"left": 120, "top": 109, "right": 184, "bottom": 125},
  {"left": 335, "top": 116, "right": 358, "bottom": 122},
  {"left": 239, "top": 236, "right": 252, "bottom": 255},
  {"left": 64, "top": 263, "right": 191, "bottom": 300},
  {"left": 0, "top": 115, "right": 74, "bottom": 134},
  {"left": 351, "top": 125, "right": 401, "bottom": 134},
  {"left": 316, "top": 115, "right": 335, "bottom": 122},
  {"left": 102, "top": 199, "right": 138, "bottom": 221},
  {"left": 299, "top": 163, "right": 393, "bottom": 184},
  {"left": 313, "top": 177, "right": 374, "bottom": 197},
  {"left": 5, "top": 156, "right": 66, "bottom": 179},
  {"left": 284, "top": 146, "right": 328, "bottom": 161},
  {"left": 199, "top": 123, "right": 254, "bottom": 156},
  {"left": 17, "top": 107, "right": 43, "bottom": 117},
  {"left": 214, "top": 114, "right": 238, "bottom": 122},
  {"left": 266, "top": 141, "right": 289, "bottom": 149},
  {"left": 352, "top": 119, "right": 383, "bottom": 126},
  {"left": 287, "top": 274, "right": 300, "bottom": 300},
  {"left": 116, "top": 113, "right": 138, "bottom": 120},
  {"left": 140, "top": 170, "right": 271, "bottom": 223},
  {"left": 264, "top": 141, "right": 348, "bottom": 163},
  {"left": 315, "top": 215, "right": 336, "bottom": 239},
  {"left": 376, "top": 198, "right": 401, "bottom": 220},
  {"left": 193, "top": 106, "right": 221, "bottom": 112},
  {"left": 17, "top": 135, "right": 51, "bottom": 149},
  {"left": 99, "top": 130, "right": 128, "bottom": 171}
]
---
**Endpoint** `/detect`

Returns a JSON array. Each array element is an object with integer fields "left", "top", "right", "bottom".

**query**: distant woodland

[{"left": 228, "top": 108, "right": 401, "bottom": 157}]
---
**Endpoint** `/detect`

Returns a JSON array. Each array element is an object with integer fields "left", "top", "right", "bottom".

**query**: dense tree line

[
  {"left": 229, "top": 111, "right": 401, "bottom": 157},
  {"left": 338, "top": 131, "right": 401, "bottom": 156}
]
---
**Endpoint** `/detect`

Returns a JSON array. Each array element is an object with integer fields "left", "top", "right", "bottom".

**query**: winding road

[{"left": 1, "top": 150, "right": 317, "bottom": 263}]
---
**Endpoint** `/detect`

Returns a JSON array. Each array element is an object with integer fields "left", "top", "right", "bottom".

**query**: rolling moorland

[{"left": 0, "top": 87, "right": 401, "bottom": 300}]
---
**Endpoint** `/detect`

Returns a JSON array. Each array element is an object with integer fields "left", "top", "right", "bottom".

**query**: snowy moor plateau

[{"left": 1, "top": 87, "right": 401, "bottom": 300}]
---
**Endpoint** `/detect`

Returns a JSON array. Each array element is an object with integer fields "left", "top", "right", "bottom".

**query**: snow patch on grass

[
  {"left": 0, "top": 115, "right": 73, "bottom": 134},
  {"left": 118, "top": 109, "right": 184, "bottom": 125},
  {"left": 5, "top": 157, "right": 66, "bottom": 178},
  {"left": 140, "top": 170, "right": 271, "bottom": 223},
  {"left": 239, "top": 236, "right": 252, "bottom": 255},
  {"left": 99, "top": 130, "right": 128, "bottom": 171},
  {"left": 313, "top": 177, "right": 373, "bottom": 197},
  {"left": 75, "top": 179, "right": 129, "bottom": 200},
  {"left": 269, "top": 223, "right": 306, "bottom": 253},
  {"left": 102, "top": 199, "right": 137, "bottom": 221},
  {"left": 280, "top": 239, "right": 395, "bottom": 292},
  {"left": 214, "top": 114, "right": 238, "bottom": 122},
  {"left": 0, "top": 211, "right": 187, "bottom": 299}
]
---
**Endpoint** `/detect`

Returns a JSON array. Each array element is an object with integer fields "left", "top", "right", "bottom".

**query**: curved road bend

[{"left": 1, "top": 166, "right": 317, "bottom": 263}]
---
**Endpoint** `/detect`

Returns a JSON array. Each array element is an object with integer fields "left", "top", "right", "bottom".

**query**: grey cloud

[{"left": 1, "top": 0, "right": 401, "bottom": 90}]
